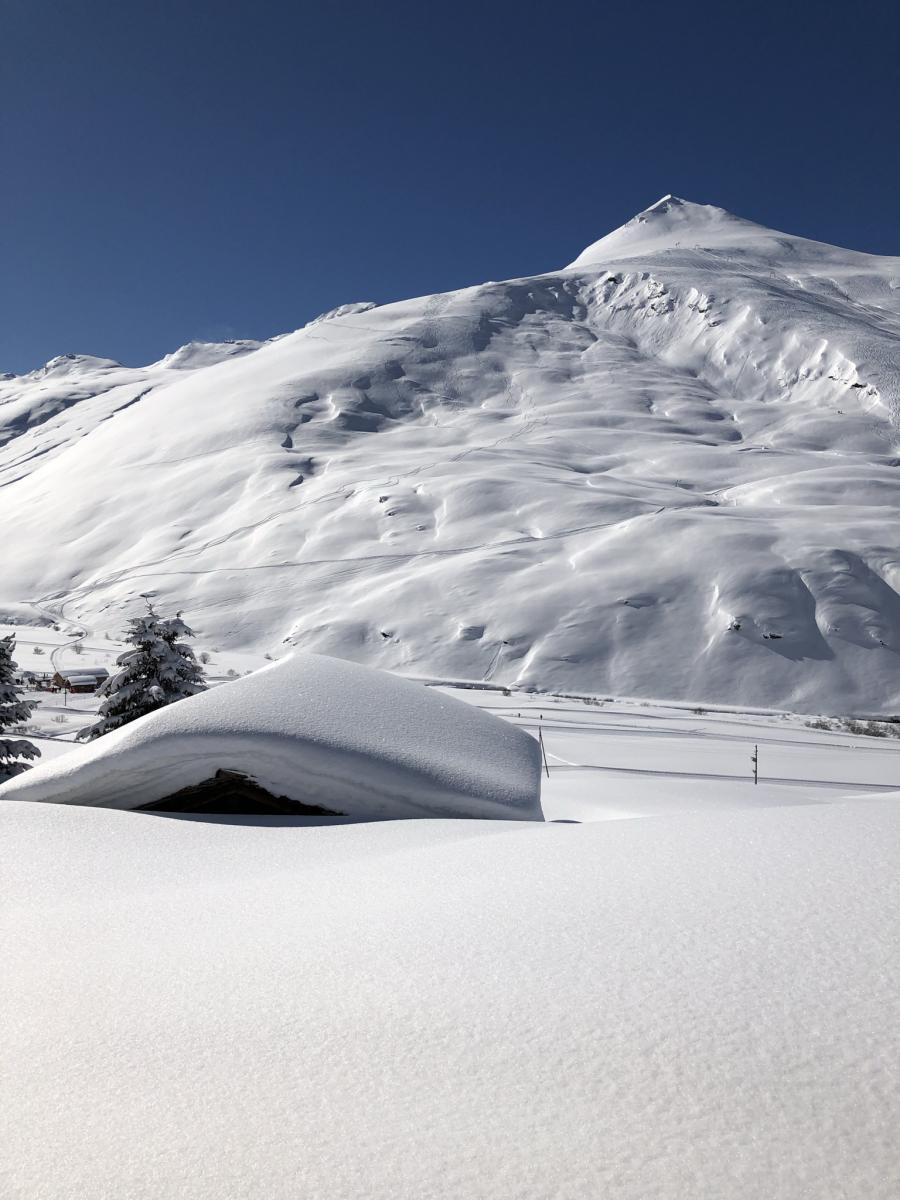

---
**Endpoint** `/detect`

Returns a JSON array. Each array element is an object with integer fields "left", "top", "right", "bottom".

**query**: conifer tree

[
  {"left": 78, "top": 602, "right": 206, "bottom": 741},
  {"left": 160, "top": 612, "right": 207, "bottom": 697},
  {"left": 0, "top": 635, "right": 40, "bottom": 780}
]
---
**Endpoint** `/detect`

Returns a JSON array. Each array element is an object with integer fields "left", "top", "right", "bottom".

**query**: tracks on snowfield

[
  {"left": 27, "top": 599, "right": 91, "bottom": 673},
  {"left": 31, "top": 506, "right": 669, "bottom": 607}
]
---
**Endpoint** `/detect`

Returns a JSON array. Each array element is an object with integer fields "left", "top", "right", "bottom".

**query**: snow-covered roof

[{"left": 0, "top": 652, "right": 543, "bottom": 819}]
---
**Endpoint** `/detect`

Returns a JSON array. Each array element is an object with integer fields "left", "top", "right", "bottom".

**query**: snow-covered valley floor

[
  {"left": 7, "top": 613, "right": 900, "bottom": 817},
  {"left": 5, "top": 790, "right": 899, "bottom": 1199},
  {"left": 466, "top": 688, "right": 900, "bottom": 820},
  {"left": 4, "top": 639, "right": 900, "bottom": 1197}
]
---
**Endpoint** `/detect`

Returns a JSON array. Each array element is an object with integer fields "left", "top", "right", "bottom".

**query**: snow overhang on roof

[{"left": 0, "top": 652, "right": 543, "bottom": 821}]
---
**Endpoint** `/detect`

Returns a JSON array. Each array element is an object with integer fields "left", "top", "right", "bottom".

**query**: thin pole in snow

[
  {"left": 538, "top": 717, "right": 550, "bottom": 779},
  {"left": 751, "top": 744, "right": 758, "bottom": 785}
]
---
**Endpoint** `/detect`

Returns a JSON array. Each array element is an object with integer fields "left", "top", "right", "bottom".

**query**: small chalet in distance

[{"left": 51, "top": 667, "right": 110, "bottom": 695}]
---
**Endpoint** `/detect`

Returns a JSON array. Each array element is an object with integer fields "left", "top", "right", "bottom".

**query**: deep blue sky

[{"left": 3, "top": 0, "right": 898, "bottom": 374}]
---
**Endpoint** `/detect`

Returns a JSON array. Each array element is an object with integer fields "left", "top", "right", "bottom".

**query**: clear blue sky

[{"left": 3, "top": 0, "right": 898, "bottom": 374}]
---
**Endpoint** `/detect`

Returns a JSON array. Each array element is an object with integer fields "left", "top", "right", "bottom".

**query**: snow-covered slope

[
  {"left": 2, "top": 198, "right": 900, "bottom": 713},
  {"left": 0, "top": 652, "right": 543, "bottom": 820}
]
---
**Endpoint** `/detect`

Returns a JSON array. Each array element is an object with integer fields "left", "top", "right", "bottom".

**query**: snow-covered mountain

[{"left": 2, "top": 196, "right": 899, "bottom": 713}]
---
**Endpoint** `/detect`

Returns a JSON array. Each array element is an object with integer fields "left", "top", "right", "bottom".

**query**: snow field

[
  {"left": 459, "top": 690, "right": 900, "bottom": 820},
  {"left": 4, "top": 795, "right": 900, "bottom": 1199},
  {"left": 4, "top": 638, "right": 900, "bottom": 1195}
]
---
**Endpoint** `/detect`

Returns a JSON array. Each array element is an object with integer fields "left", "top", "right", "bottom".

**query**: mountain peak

[
  {"left": 640, "top": 193, "right": 689, "bottom": 214},
  {"left": 635, "top": 194, "right": 736, "bottom": 222},
  {"left": 25, "top": 353, "right": 122, "bottom": 381},
  {"left": 154, "top": 339, "right": 264, "bottom": 371},
  {"left": 568, "top": 195, "right": 772, "bottom": 267}
]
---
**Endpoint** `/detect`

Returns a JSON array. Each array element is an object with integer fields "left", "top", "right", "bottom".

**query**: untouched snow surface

[
  {"left": 0, "top": 653, "right": 542, "bottom": 819},
  {"left": 2, "top": 197, "right": 900, "bottom": 712},
  {"left": 4, "top": 795, "right": 900, "bottom": 1199},
  {"left": 5, "top": 677, "right": 900, "bottom": 1195}
]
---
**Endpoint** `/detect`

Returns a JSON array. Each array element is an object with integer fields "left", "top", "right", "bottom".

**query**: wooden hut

[{"left": 51, "top": 667, "right": 110, "bottom": 694}]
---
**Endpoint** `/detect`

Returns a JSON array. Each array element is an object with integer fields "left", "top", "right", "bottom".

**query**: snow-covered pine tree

[
  {"left": 0, "top": 635, "right": 41, "bottom": 780},
  {"left": 160, "top": 611, "right": 207, "bottom": 696},
  {"left": 78, "top": 603, "right": 206, "bottom": 741}
]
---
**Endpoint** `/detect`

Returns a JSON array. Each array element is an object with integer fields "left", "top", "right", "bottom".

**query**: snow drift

[
  {"left": 2, "top": 197, "right": 900, "bottom": 712},
  {"left": 4, "top": 794, "right": 900, "bottom": 1198},
  {"left": 0, "top": 652, "right": 543, "bottom": 819}
]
